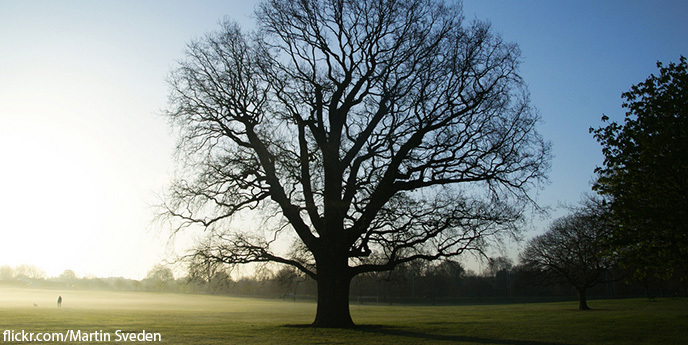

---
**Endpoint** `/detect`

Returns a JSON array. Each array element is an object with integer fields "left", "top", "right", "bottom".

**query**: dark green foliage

[{"left": 590, "top": 56, "right": 688, "bottom": 283}]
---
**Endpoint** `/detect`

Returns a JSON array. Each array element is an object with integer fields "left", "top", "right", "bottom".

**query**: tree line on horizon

[{"left": 1, "top": 254, "right": 684, "bottom": 306}]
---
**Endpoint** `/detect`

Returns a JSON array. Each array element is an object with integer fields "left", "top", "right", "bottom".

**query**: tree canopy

[
  {"left": 520, "top": 200, "right": 612, "bottom": 310},
  {"left": 163, "top": 0, "right": 549, "bottom": 327},
  {"left": 590, "top": 56, "right": 688, "bottom": 283}
]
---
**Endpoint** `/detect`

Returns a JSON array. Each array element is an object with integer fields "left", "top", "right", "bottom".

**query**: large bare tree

[{"left": 163, "top": 0, "right": 549, "bottom": 327}]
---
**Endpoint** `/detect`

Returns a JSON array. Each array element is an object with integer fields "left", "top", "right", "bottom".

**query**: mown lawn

[{"left": 0, "top": 287, "right": 685, "bottom": 344}]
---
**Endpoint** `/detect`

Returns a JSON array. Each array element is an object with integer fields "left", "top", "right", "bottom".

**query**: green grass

[{"left": 0, "top": 287, "right": 686, "bottom": 344}]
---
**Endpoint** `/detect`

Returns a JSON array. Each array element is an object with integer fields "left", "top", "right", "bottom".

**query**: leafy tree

[
  {"left": 208, "top": 271, "right": 233, "bottom": 294},
  {"left": 520, "top": 202, "right": 613, "bottom": 310},
  {"left": 59, "top": 269, "right": 77, "bottom": 282},
  {"left": 486, "top": 256, "right": 513, "bottom": 278},
  {"left": 424, "top": 260, "right": 466, "bottom": 299},
  {"left": 144, "top": 265, "right": 175, "bottom": 292},
  {"left": 487, "top": 256, "right": 513, "bottom": 296},
  {"left": 163, "top": 0, "right": 549, "bottom": 327},
  {"left": 0, "top": 266, "right": 14, "bottom": 280},
  {"left": 590, "top": 56, "right": 688, "bottom": 283}
]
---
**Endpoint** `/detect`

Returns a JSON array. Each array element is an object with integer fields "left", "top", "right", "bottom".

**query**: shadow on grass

[{"left": 284, "top": 324, "right": 574, "bottom": 345}]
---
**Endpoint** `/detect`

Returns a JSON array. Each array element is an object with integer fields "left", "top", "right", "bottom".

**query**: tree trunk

[
  {"left": 576, "top": 287, "right": 590, "bottom": 310},
  {"left": 312, "top": 268, "right": 354, "bottom": 328}
]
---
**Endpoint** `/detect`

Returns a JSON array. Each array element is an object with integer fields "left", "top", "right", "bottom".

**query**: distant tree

[
  {"left": 0, "top": 266, "right": 14, "bottom": 280},
  {"left": 185, "top": 248, "right": 226, "bottom": 286},
  {"left": 487, "top": 256, "right": 513, "bottom": 296},
  {"left": 111, "top": 277, "right": 133, "bottom": 291},
  {"left": 424, "top": 260, "right": 465, "bottom": 299},
  {"left": 208, "top": 271, "right": 233, "bottom": 294},
  {"left": 145, "top": 265, "right": 175, "bottom": 292},
  {"left": 460, "top": 269, "right": 492, "bottom": 299},
  {"left": 486, "top": 256, "right": 513, "bottom": 277},
  {"left": 273, "top": 267, "right": 306, "bottom": 299},
  {"left": 590, "top": 56, "right": 688, "bottom": 283},
  {"left": 431, "top": 260, "right": 466, "bottom": 282},
  {"left": 14, "top": 264, "right": 46, "bottom": 280},
  {"left": 146, "top": 265, "right": 174, "bottom": 282},
  {"left": 59, "top": 269, "right": 77, "bottom": 282},
  {"left": 163, "top": 0, "right": 549, "bottom": 327},
  {"left": 520, "top": 202, "right": 613, "bottom": 310}
]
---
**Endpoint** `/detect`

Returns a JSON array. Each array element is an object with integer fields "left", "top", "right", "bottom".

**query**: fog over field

[{"left": 0, "top": 286, "right": 685, "bottom": 344}]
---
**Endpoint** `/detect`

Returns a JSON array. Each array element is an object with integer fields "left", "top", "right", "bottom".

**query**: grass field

[{"left": 0, "top": 287, "right": 686, "bottom": 344}]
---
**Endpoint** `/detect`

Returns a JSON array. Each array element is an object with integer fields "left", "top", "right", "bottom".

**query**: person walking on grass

[{"left": 57, "top": 296, "right": 62, "bottom": 308}]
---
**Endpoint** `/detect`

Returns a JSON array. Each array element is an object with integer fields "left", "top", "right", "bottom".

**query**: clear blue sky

[
  {"left": 0, "top": 0, "right": 686, "bottom": 278},
  {"left": 463, "top": 0, "right": 688, "bottom": 219}
]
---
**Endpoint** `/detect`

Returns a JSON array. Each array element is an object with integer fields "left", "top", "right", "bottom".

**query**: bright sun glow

[
  {"left": 0, "top": 62, "right": 172, "bottom": 279},
  {"left": 0, "top": 0, "right": 256, "bottom": 280}
]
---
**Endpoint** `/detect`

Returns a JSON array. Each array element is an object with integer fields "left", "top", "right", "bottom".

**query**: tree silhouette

[
  {"left": 144, "top": 265, "right": 174, "bottom": 292},
  {"left": 590, "top": 56, "right": 688, "bottom": 283},
  {"left": 163, "top": 0, "right": 549, "bottom": 327},
  {"left": 520, "top": 202, "right": 612, "bottom": 310}
]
